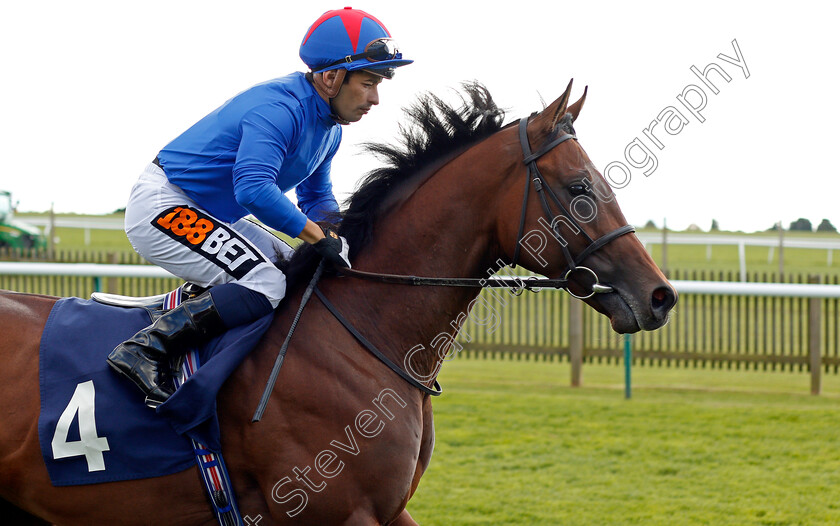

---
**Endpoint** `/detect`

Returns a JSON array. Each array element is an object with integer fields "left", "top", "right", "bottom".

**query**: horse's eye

[{"left": 568, "top": 183, "right": 589, "bottom": 196}]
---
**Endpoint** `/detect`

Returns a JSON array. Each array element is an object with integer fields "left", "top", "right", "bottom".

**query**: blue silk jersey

[{"left": 156, "top": 72, "right": 342, "bottom": 237}]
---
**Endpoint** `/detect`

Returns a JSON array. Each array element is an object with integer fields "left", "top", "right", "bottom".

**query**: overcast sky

[{"left": 1, "top": 1, "right": 837, "bottom": 233}]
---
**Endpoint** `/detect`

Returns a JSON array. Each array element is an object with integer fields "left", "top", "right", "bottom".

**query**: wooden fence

[
  {"left": 452, "top": 270, "right": 840, "bottom": 394},
  {"left": 0, "top": 248, "right": 176, "bottom": 297},
  {"left": 1, "top": 250, "right": 839, "bottom": 389},
  {"left": 0, "top": 247, "right": 146, "bottom": 264}
]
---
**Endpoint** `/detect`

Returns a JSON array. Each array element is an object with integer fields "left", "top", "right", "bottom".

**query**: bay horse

[{"left": 0, "top": 80, "right": 676, "bottom": 525}]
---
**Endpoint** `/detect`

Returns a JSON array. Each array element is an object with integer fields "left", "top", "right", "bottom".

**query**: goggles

[
  {"left": 362, "top": 67, "right": 396, "bottom": 79},
  {"left": 313, "top": 38, "right": 402, "bottom": 72}
]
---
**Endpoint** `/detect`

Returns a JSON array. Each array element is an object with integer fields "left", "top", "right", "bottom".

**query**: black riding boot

[{"left": 107, "top": 292, "right": 225, "bottom": 408}]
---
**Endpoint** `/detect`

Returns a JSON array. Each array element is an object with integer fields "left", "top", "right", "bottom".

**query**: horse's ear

[
  {"left": 536, "top": 79, "right": 574, "bottom": 132},
  {"left": 567, "top": 85, "right": 588, "bottom": 122}
]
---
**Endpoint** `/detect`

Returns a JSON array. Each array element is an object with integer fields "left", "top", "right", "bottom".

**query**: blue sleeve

[
  {"left": 232, "top": 103, "right": 309, "bottom": 237},
  {"left": 295, "top": 131, "right": 342, "bottom": 223}
]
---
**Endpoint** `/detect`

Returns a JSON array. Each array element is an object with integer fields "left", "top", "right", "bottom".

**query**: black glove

[{"left": 312, "top": 226, "right": 351, "bottom": 269}]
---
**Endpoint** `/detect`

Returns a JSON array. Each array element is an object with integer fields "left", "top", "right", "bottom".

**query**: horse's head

[{"left": 497, "top": 80, "right": 676, "bottom": 332}]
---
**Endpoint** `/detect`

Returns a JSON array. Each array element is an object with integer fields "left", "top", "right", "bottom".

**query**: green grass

[
  {"left": 49, "top": 226, "right": 135, "bottom": 253},
  {"left": 635, "top": 227, "right": 840, "bottom": 279},
  {"left": 15, "top": 213, "right": 303, "bottom": 254},
  {"left": 652, "top": 244, "right": 839, "bottom": 279},
  {"left": 407, "top": 358, "right": 840, "bottom": 525}
]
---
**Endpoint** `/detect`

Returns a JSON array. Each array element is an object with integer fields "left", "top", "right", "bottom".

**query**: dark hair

[{"left": 557, "top": 112, "right": 576, "bottom": 135}]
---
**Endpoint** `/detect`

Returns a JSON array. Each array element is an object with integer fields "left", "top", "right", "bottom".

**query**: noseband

[{"left": 339, "top": 117, "right": 635, "bottom": 299}]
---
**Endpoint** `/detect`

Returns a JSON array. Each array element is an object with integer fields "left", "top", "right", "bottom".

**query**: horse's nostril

[
  {"left": 653, "top": 288, "right": 667, "bottom": 303},
  {"left": 651, "top": 285, "right": 677, "bottom": 318}
]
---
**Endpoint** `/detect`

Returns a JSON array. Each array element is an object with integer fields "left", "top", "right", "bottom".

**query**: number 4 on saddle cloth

[{"left": 37, "top": 286, "right": 273, "bottom": 486}]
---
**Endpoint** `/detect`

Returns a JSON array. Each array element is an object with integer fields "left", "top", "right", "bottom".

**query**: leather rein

[
  {"left": 255, "top": 116, "right": 638, "bottom": 411},
  {"left": 339, "top": 116, "right": 636, "bottom": 299}
]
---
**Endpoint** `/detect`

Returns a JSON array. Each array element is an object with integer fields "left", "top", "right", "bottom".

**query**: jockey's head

[{"left": 300, "top": 7, "right": 413, "bottom": 122}]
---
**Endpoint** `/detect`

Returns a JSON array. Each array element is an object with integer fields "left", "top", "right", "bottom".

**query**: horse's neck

[{"left": 328, "top": 146, "right": 513, "bottom": 380}]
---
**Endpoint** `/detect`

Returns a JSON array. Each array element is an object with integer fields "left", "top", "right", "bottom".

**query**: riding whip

[{"left": 252, "top": 260, "right": 325, "bottom": 422}]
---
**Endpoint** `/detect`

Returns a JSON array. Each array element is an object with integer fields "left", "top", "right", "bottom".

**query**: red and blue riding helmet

[{"left": 300, "top": 7, "right": 413, "bottom": 79}]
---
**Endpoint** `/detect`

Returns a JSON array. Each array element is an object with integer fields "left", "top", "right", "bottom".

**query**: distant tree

[
  {"left": 112, "top": 207, "right": 126, "bottom": 214},
  {"left": 644, "top": 219, "right": 657, "bottom": 229},
  {"left": 767, "top": 223, "right": 780, "bottom": 232},
  {"left": 710, "top": 219, "right": 719, "bottom": 231},
  {"left": 816, "top": 219, "right": 837, "bottom": 233},
  {"left": 788, "top": 218, "right": 813, "bottom": 232}
]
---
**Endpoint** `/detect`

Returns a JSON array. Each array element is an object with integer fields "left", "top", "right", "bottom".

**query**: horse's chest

[{"left": 260, "top": 391, "right": 427, "bottom": 522}]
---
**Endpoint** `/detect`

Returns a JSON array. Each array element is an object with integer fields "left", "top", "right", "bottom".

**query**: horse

[{"left": 0, "top": 80, "right": 676, "bottom": 525}]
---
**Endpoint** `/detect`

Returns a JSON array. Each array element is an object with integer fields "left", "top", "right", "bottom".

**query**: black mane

[
  {"left": 557, "top": 112, "right": 576, "bottom": 135},
  {"left": 283, "top": 82, "right": 506, "bottom": 289}
]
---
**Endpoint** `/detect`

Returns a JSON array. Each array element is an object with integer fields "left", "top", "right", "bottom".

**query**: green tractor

[{"left": 0, "top": 190, "right": 47, "bottom": 249}]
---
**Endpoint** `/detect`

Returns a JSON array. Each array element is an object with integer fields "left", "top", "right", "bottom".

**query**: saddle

[{"left": 91, "top": 282, "right": 208, "bottom": 316}]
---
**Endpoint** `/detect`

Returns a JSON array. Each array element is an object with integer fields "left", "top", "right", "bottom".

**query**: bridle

[
  {"left": 509, "top": 116, "right": 636, "bottom": 298},
  {"left": 256, "top": 115, "right": 639, "bottom": 412},
  {"left": 340, "top": 116, "right": 636, "bottom": 299}
]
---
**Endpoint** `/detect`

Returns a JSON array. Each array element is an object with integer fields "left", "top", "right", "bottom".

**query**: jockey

[{"left": 107, "top": 7, "right": 413, "bottom": 408}]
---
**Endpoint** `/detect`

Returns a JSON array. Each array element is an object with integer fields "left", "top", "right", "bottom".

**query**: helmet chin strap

[
  {"left": 328, "top": 102, "right": 351, "bottom": 125},
  {"left": 312, "top": 69, "right": 351, "bottom": 125}
]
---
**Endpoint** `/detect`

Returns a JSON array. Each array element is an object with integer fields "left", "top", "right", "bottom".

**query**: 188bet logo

[
  {"left": 152, "top": 206, "right": 265, "bottom": 279},
  {"left": 156, "top": 207, "right": 215, "bottom": 245}
]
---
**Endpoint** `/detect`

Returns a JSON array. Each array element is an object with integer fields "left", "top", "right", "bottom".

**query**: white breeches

[{"left": 124, "top": 163, "right": 293, "bottom": 307}]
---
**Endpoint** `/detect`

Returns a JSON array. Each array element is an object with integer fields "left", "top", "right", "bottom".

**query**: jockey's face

[{"left": 331, "top": 71, "right": 382, "bottom": 123}]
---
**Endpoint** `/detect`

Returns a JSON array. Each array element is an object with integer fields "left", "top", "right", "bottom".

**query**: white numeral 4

[{"left": 51, "top": 380, "right": 110, "bottom": 472}]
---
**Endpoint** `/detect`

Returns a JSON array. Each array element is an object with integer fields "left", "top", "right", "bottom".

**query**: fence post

[
  {"left": 48, "top": 203, "right": 56, "bottom": 260},
  {"left": 738, "top": 241, "right": 747, "bottom": 282},
  {"left": 661, "top": 219, "right": 668, "bottom": 275},
  {"left": 569, "top": 297, "right": 583, "bottom": 387},
  {"left": 778, "top": 222, "right": 784, "bottom": 280},
  {"left": 808, "top": 275, "right": 822, "bottom": 395},
  {"left": 106, "top": 252, "right": 118, "bottom": 293},
  {"left": 624, "top": 334, "right": 632, "bottom": 399}
]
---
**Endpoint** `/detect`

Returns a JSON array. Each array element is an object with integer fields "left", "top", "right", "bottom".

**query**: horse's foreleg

[
  {"left": 385, "top": 397, "right": 434, "bottom": 526},
  {"left": 387, "top": 508, "right": 419, "bottom": 526}
]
